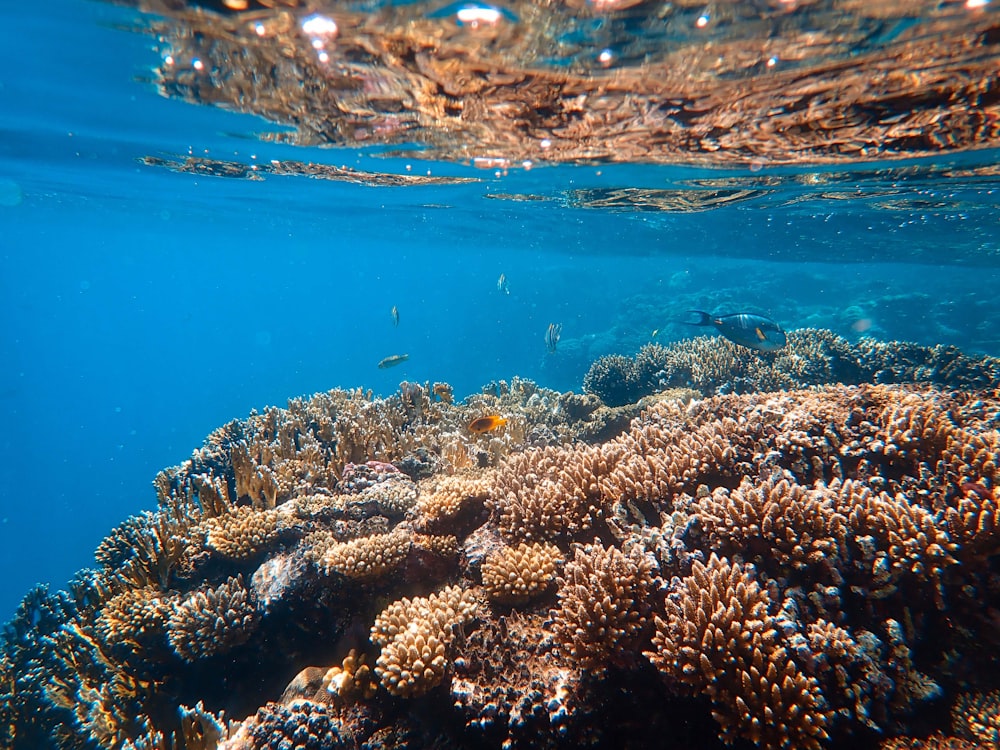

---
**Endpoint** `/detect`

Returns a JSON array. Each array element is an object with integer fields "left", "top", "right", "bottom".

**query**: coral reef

[
  {"left": 4, "top": 344, "right": 1000, "bottom": 750},
  {"left": 584, "top": 330, "right": 1000, "bottom": 403}
]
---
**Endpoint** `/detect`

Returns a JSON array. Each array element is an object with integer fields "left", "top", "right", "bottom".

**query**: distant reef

[
  {"left": 3, "top": 330, "right": 1000, "bottom": 750},
  {"left": 584, "top": 329, "right": 1000, "bottom": 406}
]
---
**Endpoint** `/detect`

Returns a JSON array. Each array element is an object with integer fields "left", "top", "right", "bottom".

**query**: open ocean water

[{"left": 2, "top": 0, "right": 1000, "bottom": 747}]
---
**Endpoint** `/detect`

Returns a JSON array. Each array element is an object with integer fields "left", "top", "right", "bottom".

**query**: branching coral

[
  {"left": 8, "top": 372, "right": 1000, "bottom": 750},
  {"left": 167, "top": 575, "right": 260, "bottom": 662},
  {"left": 318, "top": 530, "right": 412, "bottom": 581},
  {"left": 482, "top": 542, "right": 563, "bottom": 606},
  {"left": 370, "top": 585, "right": 479, "bottom": 697},
  {"left": 415, "top": 474, "right": 492, "bottom": 530},
  {"left": 553, "top": 541, "right": 657, "bottom": 670},
  {"left": 646, "top": 554, "right": 832, "bottom": 750},
  {"left": 201, "top": 506, "right": 289, "bottom": 559},
  {"left": 321, "top": 649, "right": 378, "bottom": 705},
  {"left": 492, "top": 444, "right": 616, "bottom": 543},
  {"left": 246, "top": 700, "right": 346, "bottom": 750},
  {"left": 691, "top": 477, "right": 847, "bottom": 572}
]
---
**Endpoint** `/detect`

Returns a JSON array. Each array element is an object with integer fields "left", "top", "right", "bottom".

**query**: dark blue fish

[{"left": 685, "top": 310, "right": 787, "bottom": 351}]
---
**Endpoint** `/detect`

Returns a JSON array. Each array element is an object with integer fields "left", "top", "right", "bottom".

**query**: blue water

[{"left": 1, "top": 0, "right": 998, "bottom": 623}]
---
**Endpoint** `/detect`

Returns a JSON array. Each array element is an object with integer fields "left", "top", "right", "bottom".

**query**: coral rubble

[{"left": 4, "top": 336, "right": 1000, "bottom": 749}]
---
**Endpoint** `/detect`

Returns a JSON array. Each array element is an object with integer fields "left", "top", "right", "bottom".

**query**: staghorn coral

[
  {"left": 370, "top": 585, "right": 479, "bottom": 697},
  {"left": 646, "top": 554, "right": 832, "bottom": 750},
  {"left": 481, "top": 542, "right": 563, "bottom": 606},
  {"left": 553, "top": 541, "right": 657, "bottom": 670},
  {"left": 317, "top": 530, "right": 411, "bottom": 581},
  {"left": 951, "top": 690, "right": 1000, "bottom": 745},
  {"left": 167, "top": 575, "right": 260, "bottom": 662}
]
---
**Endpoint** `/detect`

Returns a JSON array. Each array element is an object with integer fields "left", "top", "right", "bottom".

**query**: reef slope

[{"left": 3, "top": 332, "right": 1000, "bottom": 750}]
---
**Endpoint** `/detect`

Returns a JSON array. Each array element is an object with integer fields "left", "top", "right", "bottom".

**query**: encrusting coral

[{"left": 4, "top": 336, "right": 1000, "bottom": 750}]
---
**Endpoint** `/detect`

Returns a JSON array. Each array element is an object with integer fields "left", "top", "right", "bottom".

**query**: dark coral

[
  {"left": 584, "top": 330, "right": 1000, "bottom": 404},
  {"left": 248, "top": 700, "right": 346, "bottom": 750}
]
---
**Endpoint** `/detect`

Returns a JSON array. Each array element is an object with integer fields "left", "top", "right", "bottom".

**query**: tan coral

[
  {"left": 603, "top": 400, "right": 739, "bottom": 505},
  {"left": 553, "top": 541, "right": 656, "bottom": 670},
  {"left": 492, "top": 444, "right": 615, "bottom": 543},
  {"left": 879, "top": 733, "right": 982, "bottom": 750},
  {"left": 201, "top": 505, "right": 287, "bottom": 559},
  {"left": 167, "top": 574, "right": 259, "bottom": 662},
  {"left": 415, "top": 474, "right": 491, "bottom": 529},
  {"left": 481, "top": 542, "right": 563, "bottom": 605},
  {"left": 832, "top": 479, "right": 956, "bottom": 590},
  {"left": 952, "top": 690, "right": 1000, "bottom": 745},
  {"left": 321, "top": 649, "right": 378, "bottom": 705},
  {"left": 94, "top": 586, "right": 172, "bottom": 657},
  {"left": 319, "top": 530, "right": 411, "bottom": 581},
  {"left": 412, "top": 533, "right": 459, "bottom": 558},
  {"left": 646, "top": 554, "right": 831, "bottom": 750},
  {"left": 370, "top": 585, "right": 479, "bottom": 697},
  {"left": 692, "top": 476, "right": 847, "bottom": 570}
]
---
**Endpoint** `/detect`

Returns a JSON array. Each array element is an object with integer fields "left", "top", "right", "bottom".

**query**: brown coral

[
  {"left": 94, "top": 586, "right": 172, "bottom": 660},
  {"left": 481, "top": 542, "right": 563, "bottom": 606},
  {"left": 321, "top": 649, "right": 378, "bottom": 705},
  {"left": 167, "top": 575, "right": 259, "bottom": 662},
  {"left": 370, "top": 585, "right": 479, "bottom": 697},
  {"left": 691, "top": 477, "right": 847, "bottom": 571},
  {"left": 832, "top": 479, "right": 956, "bottom": 592},
  {"left": 492, "top": 444, "right": 615, "bottom": 543},
  {"left": 415, "top": 474, "right": 491, "bottom": 530},
  {"left": 646, "top": 554, "right": 831, "bottom": 750},
  {"left": 553, "top": 541, "right": 656, "bottom": 670},
  {"left": 201, "top": 506, "right": 288, "bottom": 559},
  {"left": 318, "top": 530, "right": 411, "bottom": 581}
]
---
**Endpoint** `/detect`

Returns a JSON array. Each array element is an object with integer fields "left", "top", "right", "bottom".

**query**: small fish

[
  {"left": 685, "top": 310, "right": 787, "bottom": 351},
  {"left": 545, "top": 322, "right": 563, "bottom": 353},
  {"left": 377, "top": 353, "right": 409, "bottom": 369},
  {"left": 497, "top": 273, "right": 510, "bottom": 295},
  {"left": 391, "top": 305, "right": 399, "bottom": 327},
  {"left": 468, "top": 415, "right": 508, "bottom": 434},
  {"left": 651, "top": 328, "right": 659, "bottom": 339}
]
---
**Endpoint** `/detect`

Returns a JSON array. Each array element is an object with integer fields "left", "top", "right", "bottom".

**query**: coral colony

[{"left": 3, "top": 329, "right": 1000, "bottom": 749}]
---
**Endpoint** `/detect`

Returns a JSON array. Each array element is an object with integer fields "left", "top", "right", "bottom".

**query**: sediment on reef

[{"left": 2, "top": 330, "right": 1000, "bottom": 750}]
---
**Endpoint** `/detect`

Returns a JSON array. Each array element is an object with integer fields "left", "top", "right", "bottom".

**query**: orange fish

[{"left": 468, "top": 415, "right": 507, "bottom": 434}]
